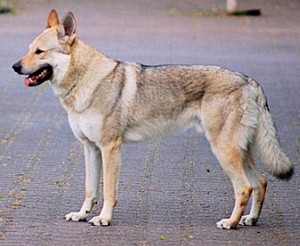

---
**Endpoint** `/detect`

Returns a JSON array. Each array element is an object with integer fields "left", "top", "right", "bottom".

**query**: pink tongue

[{"left": 25, "top": 77, "right": 31, "bottom": 87}]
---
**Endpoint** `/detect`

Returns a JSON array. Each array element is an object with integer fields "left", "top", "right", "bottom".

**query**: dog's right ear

[{"left": 47, "top": 9, "right": 59, "bottom": 28}]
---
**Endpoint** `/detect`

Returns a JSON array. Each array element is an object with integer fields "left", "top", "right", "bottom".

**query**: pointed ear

[
  {"left": 47, "top": 9, "right": 59, "bottom": 28},
  {"left": 57, "top": 11, "right": 76, "bottom": 44},
  {"left": 61, "top": 11, "right": 76, "bottom": 37}
]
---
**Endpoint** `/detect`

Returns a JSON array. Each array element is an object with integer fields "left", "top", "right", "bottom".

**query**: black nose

[{"left": 12, "top": 62, "right": 22, "bottom": 74}]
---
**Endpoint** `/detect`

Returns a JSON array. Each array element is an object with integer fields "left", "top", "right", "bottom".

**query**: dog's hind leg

[
  {"left": 212, "top": 142, "right": 253, "bottom": 229},
  {"left": 239, "top": 149, "right": 267, "bottom": 226},
  {"left": 65, "top": 141, "right": 101, "bottom": 222}
]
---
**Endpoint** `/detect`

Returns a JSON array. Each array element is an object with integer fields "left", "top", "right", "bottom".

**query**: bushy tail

[{"left": 255, "top": 87, "right": 294, "bottom": 180}]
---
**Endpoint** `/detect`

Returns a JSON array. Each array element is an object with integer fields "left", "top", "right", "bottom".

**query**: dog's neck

[{"left": 50, "top": 39, "right": 118, "bottom": 112}]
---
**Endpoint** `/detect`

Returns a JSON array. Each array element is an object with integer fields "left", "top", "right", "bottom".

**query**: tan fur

[
  {"left": 12, "top": 9, "right": 293, "bottom": 229},
  {"left": 47, "top": 9, "right": 59, "bottom": 28}
]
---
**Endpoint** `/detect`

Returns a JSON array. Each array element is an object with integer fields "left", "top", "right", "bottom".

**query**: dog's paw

[
  {"left": 239, "top": 215, "right": 258, "bottom": 226},
  {"left": 88, "top": 216, "right": 111, "bottom": 227},
  {"left": 216, "top": 219, "right": 237, "bottom": 229},
  {"left": 65, "top": 212, "right": 88, "bottom": 222}
]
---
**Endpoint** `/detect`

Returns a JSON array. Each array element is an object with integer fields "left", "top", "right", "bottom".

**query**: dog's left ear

[{"left": 58, "top": 11, "right": 76, "bottom": 44}]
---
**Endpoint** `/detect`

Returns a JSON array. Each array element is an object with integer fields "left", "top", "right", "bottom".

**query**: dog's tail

[{"left": 254, "top": 84, "right": 294, "bottom": 180}]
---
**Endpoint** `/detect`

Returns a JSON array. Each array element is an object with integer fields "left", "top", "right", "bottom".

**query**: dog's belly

[
  {"left": 123, "top": 112, "right": 202, "bottom": 143},
  {"left": 124, "top": 120, "right": 182, "bottom": 142}
]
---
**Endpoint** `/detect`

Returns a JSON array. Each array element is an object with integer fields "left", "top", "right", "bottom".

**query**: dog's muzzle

[
  {"left": 12, "top": 61, "right": 23, "bottom": 74},
  {"left": 12, "top": 61, "right": 53, "bottom": 87}
]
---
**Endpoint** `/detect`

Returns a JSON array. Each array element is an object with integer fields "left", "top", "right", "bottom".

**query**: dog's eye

[{"left": 35, "top": 49, "right": 44, "bottom": 55}]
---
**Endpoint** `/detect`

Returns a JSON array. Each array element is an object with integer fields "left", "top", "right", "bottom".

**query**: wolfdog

[{"left": 12, "top": 10, "right": 293, "bottom": 229}]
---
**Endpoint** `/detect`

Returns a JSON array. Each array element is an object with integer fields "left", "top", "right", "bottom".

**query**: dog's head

[{"left": 12, "top": 9, "right": 76, "bottom": 87}]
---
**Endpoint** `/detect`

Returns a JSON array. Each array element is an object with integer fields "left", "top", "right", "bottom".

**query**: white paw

[
  {"left": 216, "top": 219, "right": 237, "bottom": 229},
  {"left": 239, "top": 215, "right": 258, "bottom": 226},
  {"left": 65, "top": 212, "right": 88, "bottom": 222},
  {"left": 88, "top": 216, "right": 111, "bottom": 226}
]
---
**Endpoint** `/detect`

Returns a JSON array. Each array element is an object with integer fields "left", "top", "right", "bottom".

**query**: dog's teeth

[{"left": 37, "top": 69, "right": 47, "bottom": 79}]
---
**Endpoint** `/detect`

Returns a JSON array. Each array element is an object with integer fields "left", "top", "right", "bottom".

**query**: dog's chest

[{"left": 67, "top": 111, "right": 103, "bottom": 143}]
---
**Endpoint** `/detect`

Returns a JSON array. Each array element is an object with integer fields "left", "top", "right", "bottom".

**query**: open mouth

[{"left": 25, "top": 65, "right": 53, "bottom": 87}]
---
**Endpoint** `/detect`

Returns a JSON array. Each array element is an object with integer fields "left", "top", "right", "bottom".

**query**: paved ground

[{"left": 0, "top": 0, "right": 299, "bottom": 245}]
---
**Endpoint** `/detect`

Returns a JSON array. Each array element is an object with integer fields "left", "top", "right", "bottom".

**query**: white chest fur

[{"left": 68, "top": 111, "right": 103, "bottom": 144}]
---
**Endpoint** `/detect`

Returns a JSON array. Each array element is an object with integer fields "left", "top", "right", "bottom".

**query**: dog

[{"left": 12, "top": 9, "right": 293, "bottom": 229}]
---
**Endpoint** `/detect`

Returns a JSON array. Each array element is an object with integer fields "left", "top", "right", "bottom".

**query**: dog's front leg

[
  {"left": 88, "top": 138, "right": 121, "bottom": 226},
  {"left": 65, "top": 141, "right": 101, "bottom": 222}
]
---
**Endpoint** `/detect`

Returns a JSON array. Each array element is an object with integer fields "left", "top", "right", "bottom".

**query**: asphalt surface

[{"left": 0, "top": 0, "right": 299, "bottom": 245}]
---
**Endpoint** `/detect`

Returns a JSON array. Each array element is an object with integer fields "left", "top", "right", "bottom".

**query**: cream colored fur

[{"left": 12, "top": 9, "right": 293, "bottom": 229}]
